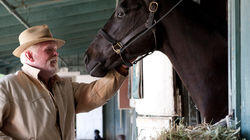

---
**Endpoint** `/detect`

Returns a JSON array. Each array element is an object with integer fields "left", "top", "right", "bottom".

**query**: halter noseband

[{"left": 99, "top": 0, "right": 183, "bottom": 67}]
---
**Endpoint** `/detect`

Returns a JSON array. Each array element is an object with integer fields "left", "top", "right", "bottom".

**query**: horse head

[
  {"left": 84, "top": 0, "right": 229, "bottom": 123},
  {"left": 84, "top": 0, "right": 159, "bottom": 77}
]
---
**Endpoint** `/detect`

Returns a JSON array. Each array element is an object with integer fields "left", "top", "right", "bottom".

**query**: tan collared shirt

[{"left": 0, "top": 64, "right": 126, "bottom": 140}]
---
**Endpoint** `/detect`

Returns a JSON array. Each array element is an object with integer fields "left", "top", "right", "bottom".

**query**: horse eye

[{"left": 117, "top": 12, "right": 125, "bottom": 18}]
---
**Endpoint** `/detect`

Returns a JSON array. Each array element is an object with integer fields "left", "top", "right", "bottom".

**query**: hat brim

[{"left": 13, "top": 38, "right": 65, "bottom": 58}]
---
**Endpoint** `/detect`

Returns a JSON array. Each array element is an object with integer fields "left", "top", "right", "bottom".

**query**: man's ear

[{"left": 25, "top": 51, "right": 34, "bottom": 62}]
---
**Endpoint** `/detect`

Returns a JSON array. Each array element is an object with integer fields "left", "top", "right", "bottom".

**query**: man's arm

[
  {"left": 0, "top": 85, "right": 12, "bottom": 139},
  {"left": 73, "top": 69, "right": 127, "bottom": 113}
]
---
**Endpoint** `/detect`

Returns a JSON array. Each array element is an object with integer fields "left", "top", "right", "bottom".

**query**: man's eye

[{"left": 46, "top": 49, "right": 53, "bottom": 53}]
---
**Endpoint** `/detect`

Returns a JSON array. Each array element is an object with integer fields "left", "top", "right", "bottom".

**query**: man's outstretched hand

[{"left": 115, "top": 65, "right": 129, "bottom": 76}]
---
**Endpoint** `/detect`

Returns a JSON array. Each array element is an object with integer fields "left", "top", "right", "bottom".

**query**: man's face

[{"left": 32, "top": 41, "right": 59, "bottom": 74}]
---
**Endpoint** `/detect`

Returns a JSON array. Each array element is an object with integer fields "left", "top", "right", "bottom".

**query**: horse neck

[
  {"left": 157, "top": 0, "right": 227, "bottom": 68},
  {"left": 156, "top": 0, "right": 228, "bottom": 120},
  {"left": 157, "top": 0, "right": 206, "bottom": 72}
]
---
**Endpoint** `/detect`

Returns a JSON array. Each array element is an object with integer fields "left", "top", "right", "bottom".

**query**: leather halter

[{"left": 99, "top": 0, "right": 183, "bottom": 67}]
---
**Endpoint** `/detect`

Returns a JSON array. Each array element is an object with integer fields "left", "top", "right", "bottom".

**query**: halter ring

[
  {"left": 112, "top": 42, "right": 123, "bottom": 54},
  {"left": 149, "top": 2, "right": 158, "bottom": 13}
]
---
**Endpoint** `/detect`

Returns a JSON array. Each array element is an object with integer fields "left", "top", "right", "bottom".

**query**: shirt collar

[
  {"left": 21, "top": 64, "right": 41, "bottom": 80},
  {"left": 21, "top": 64, "right": 63, "bottom": 83}
]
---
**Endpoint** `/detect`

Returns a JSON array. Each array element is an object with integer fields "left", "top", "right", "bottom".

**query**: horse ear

[
  {"left": 117, "top": 0, "right": 134, "bottom": 14},
  {"left": 119, "top": 0, "right": 128, "bottom": 9},
  {"left": 119, "top": 0, "right": 140, "bottom": 8},
  {"left": 119, "top": 0, "right": 142, "bottom": 12}
]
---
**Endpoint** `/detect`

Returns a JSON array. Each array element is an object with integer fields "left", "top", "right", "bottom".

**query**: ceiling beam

[
  {"left": 0, "top": 0, "right": 102, "bottom": 17},
  {"left": 0, "top": 0, "right": 116, "bottom": 73},
  {"left": 15, "top": 0, "right": 98, "bottom": 12},
  {"left": 15, "top": 0, "right": 65, "bottom": 9},
  {"left": 0, "top": 28, "right": 98, "bottom": 52},
  {"left": 0, "top": 26, "right": 99, "bottom": 49},
  {"left": 0, "top": 34, "right": 95, "bottom": 51},
  {"left": 0, "top": 0, "right": 30, "bottom": 28},
  {"left": 0, "top": 0, "right": 114, "bottom": 27},
  {"left": 0, "top": 17, "right": 108, "bottom": 41}
]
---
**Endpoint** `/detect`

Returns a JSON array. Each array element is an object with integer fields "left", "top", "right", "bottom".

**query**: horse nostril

[{"left": 84, "top": 54, "right": 89, "bottom": 64}]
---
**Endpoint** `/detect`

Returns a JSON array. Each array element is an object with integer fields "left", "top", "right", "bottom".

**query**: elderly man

[{"left": 0, "top": 25, "right": 127, "bottom": 139}]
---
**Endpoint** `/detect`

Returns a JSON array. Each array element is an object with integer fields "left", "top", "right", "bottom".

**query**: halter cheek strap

[
  {"left": 99, "top": 1, "right": 159, "bottom": 67},
  {"left": 99, "top": 0, "right": 183, "bottom": 67},
  {"left": 99, "top": 26, "right": 156, "bottom": 67},
  {"left": 99, "top": 29, "right": 134, "bottom": 67}
]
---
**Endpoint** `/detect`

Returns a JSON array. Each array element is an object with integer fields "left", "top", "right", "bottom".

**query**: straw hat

[{"left": 13, "top": 24, "right": 65, "bottom": 57}]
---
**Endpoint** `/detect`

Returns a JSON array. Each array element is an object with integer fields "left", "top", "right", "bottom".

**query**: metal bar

[
  {"left": 0, "top": 0, "right": 30, "bottom": 28},
  {"left": 228, "top": 0, "right": 241, "bottom": 128}
]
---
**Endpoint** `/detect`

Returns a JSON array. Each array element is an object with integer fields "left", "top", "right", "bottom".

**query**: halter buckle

[
  {"left": 149, "top": 1, "right": 158, "bottom": 13},
  {"left": 112, "top": 42, "right": 123, "bottom": 54}
]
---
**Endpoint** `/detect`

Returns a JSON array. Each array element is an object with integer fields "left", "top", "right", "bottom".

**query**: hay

[{"left": 157, "top": 119, "right": 241, "bottom": 140}]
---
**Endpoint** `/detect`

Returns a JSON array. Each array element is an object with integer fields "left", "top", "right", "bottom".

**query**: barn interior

[{"left": 0, "top": 0, "right": 249, "bottom": 139}]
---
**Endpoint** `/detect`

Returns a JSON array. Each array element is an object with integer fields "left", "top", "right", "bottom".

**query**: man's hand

[{"left": 115, "top": 64, "right": 129, "bottom": 76}]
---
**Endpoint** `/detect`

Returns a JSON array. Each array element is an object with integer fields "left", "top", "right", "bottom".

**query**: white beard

[{"left": 47, "top": 58, "right": 59, "bottom": 75}]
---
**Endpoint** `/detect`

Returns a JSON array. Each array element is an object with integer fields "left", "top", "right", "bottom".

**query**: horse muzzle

[{"left": 84, "top": 54, "right": 107, "bottom": 77}]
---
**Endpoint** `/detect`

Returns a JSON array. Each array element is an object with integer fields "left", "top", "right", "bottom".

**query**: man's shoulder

[{"left": 0, "top": 71, "right": 21, "bottom": 85}]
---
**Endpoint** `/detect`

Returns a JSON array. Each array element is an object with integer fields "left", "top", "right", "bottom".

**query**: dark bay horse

[{"left": 84, "top": 0, "right": 228, "bottom": 123}]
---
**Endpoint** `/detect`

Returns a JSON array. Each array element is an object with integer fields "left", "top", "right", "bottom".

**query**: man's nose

[{"left": 53, "top": 51, "right": 59, "bottom": 56}]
